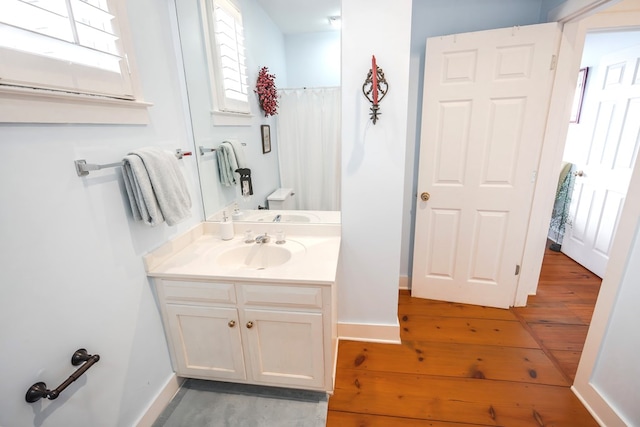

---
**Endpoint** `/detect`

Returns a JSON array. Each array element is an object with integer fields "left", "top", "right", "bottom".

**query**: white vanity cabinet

[
  {"left": 155, "top": 278, "right": 335, "bottom": 392},
  {"left": 160, "top": 280, "right": 246, "bottom": 381}
]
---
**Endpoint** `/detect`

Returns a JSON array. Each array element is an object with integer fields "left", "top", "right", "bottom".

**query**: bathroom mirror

[{"left": 174, "top": 0, "right": 341, "bottom": 223}]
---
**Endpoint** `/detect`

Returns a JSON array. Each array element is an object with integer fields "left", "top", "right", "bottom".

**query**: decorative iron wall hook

[{"left": 362, "top": 55, "right": 388, "bottom": 124}]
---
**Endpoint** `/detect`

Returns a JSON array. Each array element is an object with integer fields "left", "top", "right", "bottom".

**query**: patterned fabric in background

[{"left": 549, "top": 162, "right": 575, "bottom": 247}]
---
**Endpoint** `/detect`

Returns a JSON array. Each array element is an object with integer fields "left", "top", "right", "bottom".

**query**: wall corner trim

[
  {"left": 135, "top": 374, "right": 184, "bottom": 427},
  {"left": 548, "top": 0, "right": 620, "bottom": 23},
  {"left": 338, "top": 321, "right": 401, "bottom": 344},
  {"left": 399, "top": 275, "right": 410, "bottom": 290},
  {"left": 571, "top": 385, "right": 612, "bottom": 427}
]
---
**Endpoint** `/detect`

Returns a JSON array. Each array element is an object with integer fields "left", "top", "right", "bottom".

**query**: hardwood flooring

[
  {"left": 327, "top": 246, "right": 602, "bottom": 426},
  {"left": 513, "top": 246, "right": 601, "bottom": 382}
]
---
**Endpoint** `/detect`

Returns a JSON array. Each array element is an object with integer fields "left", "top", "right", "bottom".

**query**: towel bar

[
  {"left": 199, "top": 143, "right": 246, "bottom": 156},
  {"left": 199, "top": 146, "right": 217, "bottom": 156},
  {"left": 25, "top": 349, "right": 100, "bottom": 402},
  {"left": 75, "top": 149, "right": 192, "bottom": 177}
]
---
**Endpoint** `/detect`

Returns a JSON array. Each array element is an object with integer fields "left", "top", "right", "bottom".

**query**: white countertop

[{"left": 144, "top": 222, "right": 341, "bottom": 285}]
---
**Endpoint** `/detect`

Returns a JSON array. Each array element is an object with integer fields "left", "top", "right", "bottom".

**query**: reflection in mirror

[
  {"left": 235, "top": 209, "right": 341, "bottom": 224},
  {"left": 174, "top": 0, "right": 341, "bottom": 223}
]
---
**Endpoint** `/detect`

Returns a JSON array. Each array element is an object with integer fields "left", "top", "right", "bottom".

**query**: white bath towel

[
  {"left": 216, "top": 142, "right": 239, "bottom": 186},
  {"left": 229, "top": 140, "right": 247, "bottom": 168},
  {"left": 228, "top": 140, "right": 253, "bottom": 197},
  {"left": 122, "top": 147, "right": 192, "bottom": 226}
]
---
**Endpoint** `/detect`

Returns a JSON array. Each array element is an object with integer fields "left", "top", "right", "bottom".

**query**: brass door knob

[
  {"left": 246, "top": 321, "right": 254, "bottom": 329},
  {"left": 421, "top": 192, "right": 430, "bottom": 201},
  {"left": 228, "top": 320, "right": 236, "bottom": 328}
]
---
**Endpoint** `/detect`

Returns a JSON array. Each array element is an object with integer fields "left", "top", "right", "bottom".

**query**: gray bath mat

[{"left": 152, "top": 379, "right": 328, "bottom": 427}]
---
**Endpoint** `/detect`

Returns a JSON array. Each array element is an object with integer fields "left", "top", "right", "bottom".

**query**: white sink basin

[{"left": 214, "top": 241, "right": 306, "bottom": 270}]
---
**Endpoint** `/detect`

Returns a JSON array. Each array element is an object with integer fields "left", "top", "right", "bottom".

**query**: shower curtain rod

[{"left": 279, "top": 86, "right": 340, "bottom": 91}]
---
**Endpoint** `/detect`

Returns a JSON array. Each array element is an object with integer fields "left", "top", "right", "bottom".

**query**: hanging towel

[
  {"left": 556, "top": 162, "right": 573, "bottom": 196},
  {"left": 229, "top": 140, "right": 247, "bottom": 168},
  {"left": 216, "top": 140, "right": 252, "bottom": 196},
  {"left": 228, "top": 140, "right": 253, "bottom": 197},
  {"left": 216, "top": 142, "right": 239, "bottom": 186},
  {"left": 122, "top": 147, "right": 192, "bottom": 226}
]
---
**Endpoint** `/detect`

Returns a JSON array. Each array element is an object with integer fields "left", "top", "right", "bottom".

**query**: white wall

[
  {"left": 338, "top": 0, "right": 412, "bottom": 338},
  {"left": 401, "top": 0, "right": 548, "bottom": 281},
  {"left": 0, "top": 1, "right": 202, "bottom": 426},
  {"left": 284, "top": 31, "right": 341, "bottom": 88},
  {"left": 177, "top": 0, "right": 288, "bottom": 218},
  {"left": 590, "top": 220, "right": 640, "bottom": 424}
]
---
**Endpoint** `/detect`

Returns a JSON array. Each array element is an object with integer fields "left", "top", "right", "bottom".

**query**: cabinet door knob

[
  {"left": 246, "top": 321, "right": 254, "bottom": 329},
  {"left": 228, "top": 320, "right": 236, "bottom": 328}
]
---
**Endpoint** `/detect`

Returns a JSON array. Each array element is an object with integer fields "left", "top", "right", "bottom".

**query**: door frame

[
  {"left": 516, "top": 0, "right": 631, "bottom": 305},
  {"left": 519, "top": 1, "right": 640, "bottom": 425}
]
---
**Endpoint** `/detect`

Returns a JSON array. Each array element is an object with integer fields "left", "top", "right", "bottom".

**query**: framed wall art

[
  {"left": 570, "top": 67, "right": 588, "bottom": 123},
  {"left": 261, "top": 124, "right": 271, "bottom": 153}
]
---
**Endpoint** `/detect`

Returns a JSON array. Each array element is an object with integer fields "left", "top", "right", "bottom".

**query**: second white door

[
  {"left": 412, "top": 23, "right": 561, "bottom": 308},
  {"left": 561, "top": 44, "right": 640, "bottom": 277}
]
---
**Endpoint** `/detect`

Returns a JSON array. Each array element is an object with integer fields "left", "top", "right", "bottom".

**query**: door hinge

[
  {"left": 515, "top": 265, "right": 521, "bottom": 275},
  {"left": 550, "top": 54, "right": 557, "bottom": 71}
]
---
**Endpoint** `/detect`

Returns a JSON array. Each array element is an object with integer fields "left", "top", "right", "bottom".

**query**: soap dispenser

[
  {"left": 220, "top": 211, "right": 234, "bottom": 240},
  {"left": 231, "top": 203, "right": 243, "bottom": 221}
]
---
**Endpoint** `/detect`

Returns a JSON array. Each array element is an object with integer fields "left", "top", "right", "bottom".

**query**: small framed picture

[
  {"left": 570, "top": 67, "right": 588, "bottom": 123},
  {"left": 261, "top": 125, "right": 271, "bottom": 153}
]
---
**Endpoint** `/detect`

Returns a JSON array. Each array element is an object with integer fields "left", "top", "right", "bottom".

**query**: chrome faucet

[
  {"left": 255, "top": 233, "right": 270, "bottom": 244},
  {"left": 273, "top": 214, "right": 282, "bottom": 222}
]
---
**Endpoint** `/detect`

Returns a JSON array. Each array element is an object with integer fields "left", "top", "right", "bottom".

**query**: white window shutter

[
  {"left": 204, "top": 0, "right": 250, "bottom": 114},
  {"left": 0, "top": 0, "right": 134, "bottom": 99}
]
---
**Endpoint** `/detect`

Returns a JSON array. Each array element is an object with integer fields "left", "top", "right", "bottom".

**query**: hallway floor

[{"left": 327, "top": 246, "right": 602, "bottom": 426}]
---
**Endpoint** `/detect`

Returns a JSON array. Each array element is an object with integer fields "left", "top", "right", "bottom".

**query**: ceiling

[{"left": 255, "top": 0, "right": 341, "bottom": 34}]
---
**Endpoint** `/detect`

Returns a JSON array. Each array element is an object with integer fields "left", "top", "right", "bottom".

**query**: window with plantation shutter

[
  {"left": 202, "top": 0, "right": 251, "bottom": 118},
  {"left": 0, "top": 0, "right": 148, "bottom": 124}
]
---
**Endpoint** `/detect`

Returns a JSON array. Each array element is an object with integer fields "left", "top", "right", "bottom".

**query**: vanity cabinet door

[
  {"left": 165, "top": 304, "right": 246, "bottom": 381},
  {"left": 240, "top": 308, "right": 325, "bottom": 388}
]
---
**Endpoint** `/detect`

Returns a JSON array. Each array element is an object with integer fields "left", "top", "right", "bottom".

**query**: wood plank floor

[
  {"left": 512, "top": 246, "right": 601, "bottom": 381},
  {"left": 327, "top": 246, "right": 602, "bottom": 426}
]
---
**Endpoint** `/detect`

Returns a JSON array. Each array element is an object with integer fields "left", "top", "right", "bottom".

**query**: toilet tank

[{"left": 267, "top": 188, "right": 295, "bottom": 210}]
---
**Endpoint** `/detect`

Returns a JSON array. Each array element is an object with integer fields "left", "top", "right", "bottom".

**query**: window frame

[
  {"left": 200, "top": 0, "right": 253, "bottom": 126},
  {"left": 0, "top": 0, "right": 150, "bottom": 124}
]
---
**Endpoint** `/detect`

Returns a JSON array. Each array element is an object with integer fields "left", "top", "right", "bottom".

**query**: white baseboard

[
  {"left": 399, "top": 275, "right": 410, "bottom": 290},
  {"left": 338, "top": 321, "right": 401, "bottom": 344},
  {"left": 571, "top": 385, "right": 608, "bottom": 427},
  {"left": 135, "top": 374, "right": 184, "bottom": 427}
]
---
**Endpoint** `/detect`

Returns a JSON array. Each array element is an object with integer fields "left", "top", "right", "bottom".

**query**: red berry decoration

[{"left": 255, "top": 66, "right": 278, "bottom": 117}]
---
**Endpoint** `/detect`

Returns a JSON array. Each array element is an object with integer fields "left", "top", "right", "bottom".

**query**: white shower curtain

[{"left": 276, "top": 87, "right": 341, "bottom": 211}]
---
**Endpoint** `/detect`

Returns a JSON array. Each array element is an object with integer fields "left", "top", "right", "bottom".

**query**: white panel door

[
  {"left": 165, "top": 304, "right": 246, "bottom": 380},
  {"left": 561, "top": 45, "right": 640, "bottom": 278},
  {"left": 412, "top": 23, "right": 560, "bottom": 308}
]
